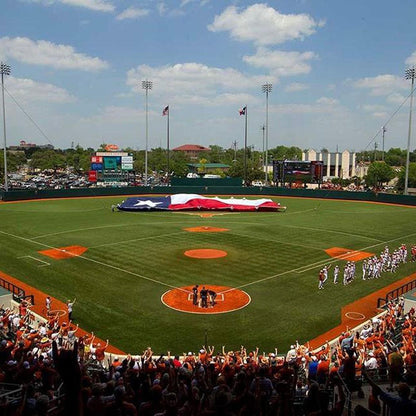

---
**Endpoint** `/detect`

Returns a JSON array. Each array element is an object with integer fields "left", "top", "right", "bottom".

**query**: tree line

[{"left": 0, "top": 144, "right": 415, "bottom": 190}]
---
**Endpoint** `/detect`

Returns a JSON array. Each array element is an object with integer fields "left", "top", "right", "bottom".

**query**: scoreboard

[
  {"left": 89, "top": 152, "right": 134, "bottom": 183},
  {"left": 273, "top": 160, "right": 323, "bottom": 184}
]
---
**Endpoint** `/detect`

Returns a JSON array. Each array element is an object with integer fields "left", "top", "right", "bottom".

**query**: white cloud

[
  {"left": 243, "top": 47, "right": 317, "bottom": 76},
  {"left": 208, "top": 4, "right": 324, "bottom": 46},
  {"left": 126, "top": 62, "right": 274, "bottom": 100},
  {"left": 6, "top": 76, "right": 75, "bottom": 103},
  {"left": 386, "top": 92, "right": 407, "bottom": 104},
  {"left": 0, "top": 37, "right": 109, "bottom": 71},
  {"left": 61, "top": 0, "right": 114, "bottom": 11},
  {"left": 285, "top": 82, "right": 308, "bottom": 92},
  {"left": 351, "top": 74, "right": 407, "bottom": 96},
  {"left": 207, "top": 92, "right": 260, "bottom": 107},
  {"left": 23, "top": 0, "right": 114, "bottom": 12},
  {"left": 81, "top": 106, "right": 140, "bottom": 124},
  {"left": 273, "top": 97, "right": 340, "bottom": 115},
  {"left": 116, "top": 7, "right": 150, "bottom": 21},
  {"left": 372, "top": 112, "right": 389, "bottom": 119},
  {"left": 316, "top": 97, "right": 338, "bottom": 106},
  {"left": 180, "top": 0, "right": 193, "bottom": 6},
  {"left": 405, "top": 51, "right": 416, "bottom": 67},
  {"left": 360, "top": 104, "right": 387, "bottom": 113},
  {"left": 157, "top": 2, "right": 167, "bottom": 15}
]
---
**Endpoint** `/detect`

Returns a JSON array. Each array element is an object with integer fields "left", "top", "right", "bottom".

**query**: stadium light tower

[
  {"left": 1, "top": 62, "right": 10, "bottom": 192},
  {"left": 404, "top": 67, "right": 415, "bottom": 195},
  {"left": 261, "top": 125, "right": 265, "bottom": 174},
  {"left": 262, "top": 83, "right": 272, "bottom": 185},
  {"left": 142, "top": 80, "right": 153, "bottom": 187}
]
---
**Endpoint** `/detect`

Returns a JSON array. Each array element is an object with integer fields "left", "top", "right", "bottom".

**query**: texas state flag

[{"left": 117, "top": 194, "right": 281, "bottom": 212}]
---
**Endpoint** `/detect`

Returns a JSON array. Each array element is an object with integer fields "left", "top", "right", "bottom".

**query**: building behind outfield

[{"left": 302, "top": 149, "right": 365, "bottom": 179}]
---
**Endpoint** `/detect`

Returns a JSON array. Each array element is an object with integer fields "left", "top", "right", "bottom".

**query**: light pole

[
  {"left": 1, "top": 62, "right": 10, "bottom": 192},
  {"left": 261, "top": 125, "right": 265, "bottom": 178},
  {"left": 262, "top": 83, "right": 272, "bottom": 185},
  {"left": 404, "top": 67, "right": 415, "bottom": 195},
  {"left": 141, "top": 80, "right": 153, "bottom": 186},
  {"left": 381, "top": 126, "right": 386, "bottom": 161}
]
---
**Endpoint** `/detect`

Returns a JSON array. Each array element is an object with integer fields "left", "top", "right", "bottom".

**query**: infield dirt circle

[
  {"left": 184, "top": 249, "right": 228, "bottom": 259},
  {"left": 161, "top": 285, "right": 251, "bottom": 314}
]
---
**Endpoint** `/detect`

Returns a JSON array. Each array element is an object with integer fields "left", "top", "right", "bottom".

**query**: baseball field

[{"left": 0, "top": 195, "right": 415, "bottom": 354}]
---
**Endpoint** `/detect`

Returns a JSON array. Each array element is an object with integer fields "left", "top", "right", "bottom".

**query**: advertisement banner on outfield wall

[
  {"left": 91, "top": 156, "right": 103, "bottom": 164},
  {"left": 88, "top": 170, "right": 97, "bottom": 182}
]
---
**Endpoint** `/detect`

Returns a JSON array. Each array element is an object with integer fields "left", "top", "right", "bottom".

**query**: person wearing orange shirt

[
  {"left": 317, "top": 355, "right": 330, "bottom": 384},
  {"left": 94, "top": 339, "right": 109, "bottom": 363}
]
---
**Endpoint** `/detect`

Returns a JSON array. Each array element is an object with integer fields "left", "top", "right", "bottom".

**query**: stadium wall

[{"left": 1, "top": 185, "right": 416, "bottom": 206}]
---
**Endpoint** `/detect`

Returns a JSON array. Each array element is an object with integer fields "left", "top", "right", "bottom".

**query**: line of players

[{"left": 318, "top": 244, "right": 416, "bottom": 290}]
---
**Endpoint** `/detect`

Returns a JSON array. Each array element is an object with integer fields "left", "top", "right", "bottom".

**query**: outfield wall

[{"left": 1, "top": 185, "right": 416, "bottom": 206}]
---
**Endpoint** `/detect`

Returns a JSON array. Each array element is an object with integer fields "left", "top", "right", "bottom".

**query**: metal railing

[
  {"left": 377, "top": 279, "right": 416, "bottom": 309},
  {"left": 0, "top": 383, "right": 23, "bottom": 405},
  {"left": 0, "top": 276, "right": 34, "bottom": 305}
]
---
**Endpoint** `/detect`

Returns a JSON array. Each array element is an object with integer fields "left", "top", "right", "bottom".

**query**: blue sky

[{"left": 1, "top": 0, "right": 416, "bottom": 153}]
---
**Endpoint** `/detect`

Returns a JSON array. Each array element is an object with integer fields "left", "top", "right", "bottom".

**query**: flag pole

[
  {"left": 167, "top": 105, "right": 170, "bottom": 181},
  {"left": 244, "top": 105, "right": 248, "bottom": 186}
]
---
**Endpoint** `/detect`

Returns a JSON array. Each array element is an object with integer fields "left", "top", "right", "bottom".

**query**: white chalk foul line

[
  {"left": 89, "top": 231, "right": 186, "bottom": 249},
  {"left": 3, "top": 227, "right": 416, "bottom": 297},
  {"left": 18, "top": 255, "right": 50, "bottom": 267},
  {"left": 2, "top": 231, "right": 187, "bottom": 293}
]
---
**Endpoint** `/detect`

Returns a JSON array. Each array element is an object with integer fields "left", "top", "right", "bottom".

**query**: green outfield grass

[{"left": 0, "top": 195, "right": 415, "bottom": 354}]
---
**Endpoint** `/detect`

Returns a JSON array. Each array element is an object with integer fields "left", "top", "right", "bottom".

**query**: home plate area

[
  {"left": 187, "top": 291, "right": 225, "bottom": 306},
  {"left": 161, "top": 285, "right": 251, "bottom": 314}
]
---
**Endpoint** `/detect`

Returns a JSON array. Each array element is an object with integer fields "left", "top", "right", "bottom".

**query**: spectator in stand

[
  {"left": 316, "top": 354, "right": 330, "bottom": 384},
  {"left": 388, "top": 346, "right": 404, "bottom": 391},
  {"left": 249, "top": 366, "right": 273, "bottom": 416},
  {"left": 91, "top": 339, "right": 109, "bottom": 364},
  {"left": 308, "top": 355, "right": 318, "bottom": 382},
  {"left": 368, "top": 386, "right": 382, "bottom": 415},
  {"left": 341, "top": 348, "right": 364, "bottom": 398},
  {"left": 364, "top": 369, "right": 416, "bottom": 416},
  {"left": 363, "top": 351, "right": 378, "bottom": 373}
]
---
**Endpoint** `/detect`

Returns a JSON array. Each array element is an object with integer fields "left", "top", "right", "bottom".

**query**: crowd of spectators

[{"left": 1, "top": 292, "right": 416, "bottom": 415}]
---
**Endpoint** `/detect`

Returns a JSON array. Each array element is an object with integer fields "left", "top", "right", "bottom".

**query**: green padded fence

[{"left": 1, "top": 185, "right": 416, "bottom": 206}]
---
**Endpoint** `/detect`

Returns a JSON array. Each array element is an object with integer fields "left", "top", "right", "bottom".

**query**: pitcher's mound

[
  {"left": 184, "top": 226, "right": 229, "bottom": 233},
  {"left": 184, "top": 249, "right": 228, "bottom": 259},
  {"left": 161, "top": 285, "right": 251, "bottom": 314},
  {"left": 325, "top": 247, "right": 373, "bottom": 262},
  {"left": 39, "top": 245, "right": 88, "bottom": 260}
]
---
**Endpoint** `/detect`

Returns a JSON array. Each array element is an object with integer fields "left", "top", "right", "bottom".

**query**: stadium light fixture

[
  {"left": 1, "top": 62, "right": 11, "bottom": 192},
  {"left": 261, "top": 125, "right": 265, "bottom": 174},
  {"left": 404, "top": 67, "right": 415, "bottom": 195},
  {"left": 262, "top": 83, "right": 272, "bottom": 186},
  {"left": 141, "top": 80, "right": 153, "bottom": 187}
]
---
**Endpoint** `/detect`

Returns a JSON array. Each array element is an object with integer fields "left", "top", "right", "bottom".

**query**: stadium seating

[{"left": 0, "top": 293, "right": 415, "bottom": 415}]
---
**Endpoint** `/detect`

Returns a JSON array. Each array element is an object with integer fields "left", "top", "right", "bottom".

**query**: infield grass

[{"left": 0, "top": 195, "right": 416, "bottom": 354}]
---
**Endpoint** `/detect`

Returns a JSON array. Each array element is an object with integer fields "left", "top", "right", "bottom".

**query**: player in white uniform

[{"left": 333, "top": 265, "right": 340, "bottom": 284}]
